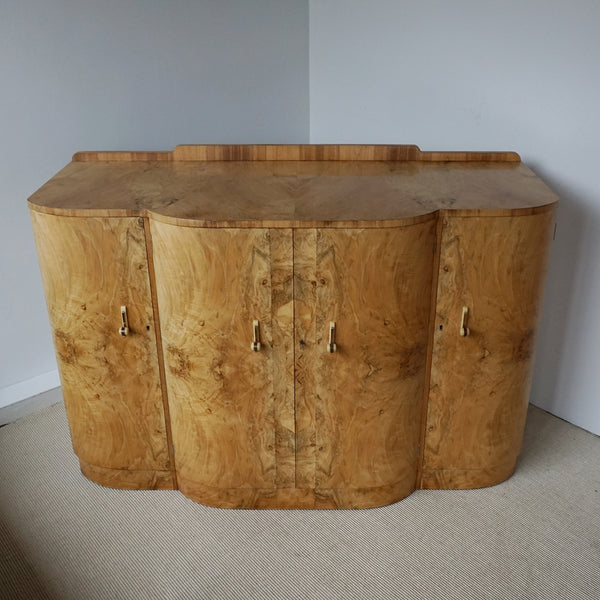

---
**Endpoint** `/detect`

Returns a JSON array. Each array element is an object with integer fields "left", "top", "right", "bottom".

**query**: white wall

[
  {"left": 0, "top": 0, "right": 309, "bottom": 406},
  {"left": 309, "top": 0, "right": 600, "bottom": 434}
]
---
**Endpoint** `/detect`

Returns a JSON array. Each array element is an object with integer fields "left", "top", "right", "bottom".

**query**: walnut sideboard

[{"left": 29, "top": 144, "right": 557, "bottom": 509}]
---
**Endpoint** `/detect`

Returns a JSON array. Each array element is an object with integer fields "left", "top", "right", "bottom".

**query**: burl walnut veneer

[{"left": 29, "top": 145, "right": 557, "bottom": 509}]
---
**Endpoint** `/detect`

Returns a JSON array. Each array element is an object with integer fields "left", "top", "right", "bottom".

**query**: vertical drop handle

[
  {"left": 327, "top": 321, "right": 337, "bottom": 353},
  {"left": 119, "top": 306, "right": 129, "bottom": 337},
  {"left": 460, "top": 306, "right": 470, "bottom": 337},
  {"left": 251, "top": 320, "right": 261, "bottom": 352}
]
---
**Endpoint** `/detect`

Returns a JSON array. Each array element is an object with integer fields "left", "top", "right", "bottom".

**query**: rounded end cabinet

[{"left": 29, "top": 145, "right": 557, "bottom": 508}]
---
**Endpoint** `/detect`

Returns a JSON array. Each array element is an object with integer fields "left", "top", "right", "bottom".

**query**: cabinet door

[
  {"left": 294, "top": 220, "right": 436, "bottom": 507},
  {"left": 151, "top": 223, "right": 294, "bottom": 505},
  {"left": 30, "top": 212, "right": 173, "bottom": 488},
  {"left": 421, "top": 211, "right": 555, "bottom": 489}
]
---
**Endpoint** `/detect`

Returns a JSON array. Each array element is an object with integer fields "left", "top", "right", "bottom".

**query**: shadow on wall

[{"left": 527, "top": 162, "right": 597, "bottom": 426}]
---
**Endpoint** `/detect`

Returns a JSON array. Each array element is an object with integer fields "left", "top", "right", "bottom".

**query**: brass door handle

[
  {"left": 460, "top": 306, "right": 470, "bottom": 337},
  {"left": 251, "top": 320, "right": 261, "bottom": 352},
  {"left": 327, "top": 321, "right": 337, "bottom": 353},
  {"left": 119, "top": 306, "right": 129, "bottom": 337}
]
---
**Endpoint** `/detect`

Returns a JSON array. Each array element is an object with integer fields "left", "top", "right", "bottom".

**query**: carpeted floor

[{"left": 0, "top": 398, "right": 599, "bottom": 600}]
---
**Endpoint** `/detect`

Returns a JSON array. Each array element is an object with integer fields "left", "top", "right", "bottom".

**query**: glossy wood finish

[
  {"left": 151, "top": 221, "right": 436, "bottom": 508},
  {"left": 79, "top": 458, "right": 174, "bottom": 490},
  {"left": 30, "top": 212, "right": 174, "bottom": 488},
  {"left": 29, "top": 145, "right": 559, "bottom": 509},
  {"left": 170, "top": 144, "right": 521, "bottom": 162},
  {"left": 293, "top": 229, "right": 318, "bottom": 491},
  {"left": 150, "top": 223, "right": 295, "bottom": 505},
  {"left": 28, "top": 145, "right": 557, "bottom": 225},
  {"left": 295, "top": 223, "right": 436, "bottom": 506},
  {"left": 420, "top": 211, "right": 556, "bottom": 489},
  {"left": 72, "top": 144, "right": 520, "bottom": 162}
]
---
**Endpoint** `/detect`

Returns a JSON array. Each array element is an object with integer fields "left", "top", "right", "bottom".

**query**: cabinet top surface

[{"left": 28, "top": 145, "right": 558, "bottom": 226}]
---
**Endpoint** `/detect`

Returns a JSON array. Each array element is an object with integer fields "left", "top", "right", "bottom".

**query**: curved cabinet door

[
  {"left": 294, "top": 220, "right": 436, "bottom": 508},
  {"left": 421, "top": 210, "right": 555, "bottom": 489},
  {"left": 30, "top": 212, "right": 173, "bottom": 489},
  {"left": 151, "top": 223, "right": 294, "bottom": 507}
]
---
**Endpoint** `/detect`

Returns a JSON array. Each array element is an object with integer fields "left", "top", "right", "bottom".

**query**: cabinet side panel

[
  {"left": 30, "top": 212, "right": 172, "bottom": 476},
  {"left": 151, "top": 223, "right": 285, "bottom": 491},
  {"left": 422, "top": 211, "right": 556, "bottom": 488},
  {"left": 311, "top": 223, "right": 436, "bottom": 498}
]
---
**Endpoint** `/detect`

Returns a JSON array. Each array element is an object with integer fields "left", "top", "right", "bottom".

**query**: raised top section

[
  {"left": 72, "top": 144, "right": 522, "bottom": 163},
  {"left": 29, "top": 145, "right": 557, "bottom": 227}
]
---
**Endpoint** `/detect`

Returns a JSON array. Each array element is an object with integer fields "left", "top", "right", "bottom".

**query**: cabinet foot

[
  {"left": 177, "top": 476, "right": 415, "bottom": 509},
  {"left": 79, "top": 458, "right": 176, "bottom": 490},
  {"left": 419, "top": 461, "right": 516, "bottom": 490}
]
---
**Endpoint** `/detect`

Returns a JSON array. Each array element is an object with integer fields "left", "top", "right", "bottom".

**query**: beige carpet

[{"left": 0, "top": 399, "right": 599, "bottom": 600}]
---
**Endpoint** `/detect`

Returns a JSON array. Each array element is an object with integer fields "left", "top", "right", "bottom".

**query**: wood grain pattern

[
  {"left": 420, "top": 210, "right": 556, "bottom": 489},
  {"left": 71, "top": 145, "right": 520, "bottom": 163},
  {"left": 150, "top": 223, "right": 294, "bottom": 494},
  {"left": 314, "top": 224, "right": 436, "bottom": 496},
  {"left": 28, "top": 145, "right": 559, "bottom": 509},
  {"left": 293, "top": 229, "right": 318, "bottom": 489},
  {"left": 176, "top": 477, "right": 415, "bottom": 509},
  {"left": 28, "top": 150, "right": 558, "bottom": 224},
  {"left": 269, "top": 230, "right": 296, "bottom": 488},
  {"left": 293, "top": 223, "right": 436, "bottom": 504},
  {"left": 415, "top": 216, "right": 445, "bottom": 487},
  {"left": 79, "top": 458, "right": 175, "bottom": 490},
  {"left": 73, "top": 151, "right": 171, "bottom": 162},
  {"left": 30, "top": 212, "right": 174, "bottom": 488},
  {"left": 142, "top": 218, "right": 178, "bottom": 488},
  {"left": 170, "top": 145, "right": 521, "bottom": 163}
]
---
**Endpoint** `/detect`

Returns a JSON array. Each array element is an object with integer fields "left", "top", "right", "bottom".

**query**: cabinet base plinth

[
  {"left": 79, "top": 458, "right": 176, "bottom": 490},
  {"left": 177, "top": 476, "right": 415, "bottom": 509},
  {"left": 419, "top": 461, "right": 516, "bottom": 490}
]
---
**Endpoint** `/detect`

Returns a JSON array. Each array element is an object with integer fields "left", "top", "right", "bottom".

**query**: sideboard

[{"left": 29, "top": 144, "right": 557, "bottom": 509}]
